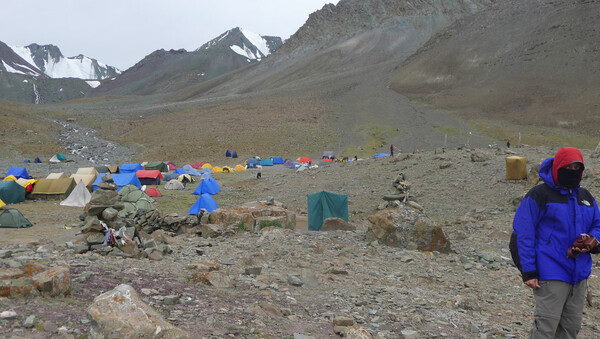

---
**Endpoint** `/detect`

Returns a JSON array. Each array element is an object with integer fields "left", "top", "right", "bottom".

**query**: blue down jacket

[{"left": 510, "top": 157, "right": 600, "bottom": 284}]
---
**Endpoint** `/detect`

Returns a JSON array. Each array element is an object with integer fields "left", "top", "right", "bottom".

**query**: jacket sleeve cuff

[{"left": 522, "top": 270, "right": 538, "bottom": 282}]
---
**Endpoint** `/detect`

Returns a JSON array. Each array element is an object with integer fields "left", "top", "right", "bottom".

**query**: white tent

[
  {"left": 49, "top": 155, "right": 60, "bottom": 163},
  {"left": 60, "top": 180, "right": 91, "bottom": 207},
  {"left": 164, "top": 179, "right": 185, "bottom": 190}
]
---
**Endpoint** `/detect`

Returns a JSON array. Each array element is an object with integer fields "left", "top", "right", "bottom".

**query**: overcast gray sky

[{"left": 1, "top": 0, "right": 339, "bottom": 70}]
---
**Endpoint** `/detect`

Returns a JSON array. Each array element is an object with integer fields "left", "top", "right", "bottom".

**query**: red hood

[{"left": 552, "top": 147, "right": 584, "bottom": 185}]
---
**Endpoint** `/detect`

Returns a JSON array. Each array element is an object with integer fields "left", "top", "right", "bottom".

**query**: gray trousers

[{"left": 530, "top": 279, "right": 587, "bottom": 339}]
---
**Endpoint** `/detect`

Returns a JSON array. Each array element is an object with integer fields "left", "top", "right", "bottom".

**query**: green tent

[
  {"left": 0, "top": 180, "right": 26, "bottom": 204},
  {"left": 0, "top": 208, "right": 32, "bottom": 228},
  {"left": 307, "top": 191, "right": 349, "bottom": 231},
  {"left": 144, "top": 162, "right": 168, "bottom": 172}
]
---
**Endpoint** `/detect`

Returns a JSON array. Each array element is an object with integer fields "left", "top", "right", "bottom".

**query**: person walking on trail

[
  {"left": 390, "top": 144, "right": 394, "bottom": 157},
  {"left": 510, "top": 147, "right": 600, "bottom": 338}
]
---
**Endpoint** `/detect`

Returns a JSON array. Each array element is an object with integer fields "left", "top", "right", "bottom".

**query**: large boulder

[
  {"left": 209, "top": 201, "right": 296, "bottom": 230},
  {"left": 87, "top": 284, "right": 189, "bottom": 339},
  {"left": 367, "top": 207, "right": 453, "bottom": 253}
]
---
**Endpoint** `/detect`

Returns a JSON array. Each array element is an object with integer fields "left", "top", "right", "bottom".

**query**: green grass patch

[{"left": 259, "top": 220, "right": 282, "bottom": 229}]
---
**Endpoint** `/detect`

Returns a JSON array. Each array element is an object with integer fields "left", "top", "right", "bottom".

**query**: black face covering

[{"left": 557, "top": 167, "right": 583, "bottom": 189}]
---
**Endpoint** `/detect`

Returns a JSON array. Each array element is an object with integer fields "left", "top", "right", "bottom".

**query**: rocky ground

[{"left": 3, "top": 143, "right": 600, "bottom": 338}]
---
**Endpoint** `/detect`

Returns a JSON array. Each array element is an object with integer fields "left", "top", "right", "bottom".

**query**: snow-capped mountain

[
  {"left": 198, "top": 27, "right": 282, "bottom": 61},
  {"left": 0, "top": 42, "right": 120, "bottom": 80}
]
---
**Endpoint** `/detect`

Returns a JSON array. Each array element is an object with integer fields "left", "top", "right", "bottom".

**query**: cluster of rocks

[
  {"left": 0, "top": 258, "right": 70, "bottom": 298},
  {"left": 76, "top": 174, "right": 194, "bottom": 260}
]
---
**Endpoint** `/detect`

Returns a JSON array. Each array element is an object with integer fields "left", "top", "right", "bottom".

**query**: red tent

[
  {"left": 298, "top": 157, "right": 312, "bottom": 165},
  {"left": 136, "top": 170, "right": 163, "bottom": 185},
  {"left": 145, "top": 187, "right": 162, "bottom": 197},
  {"left": 190, "top": 161, "right": 205, "bottom": 169}
]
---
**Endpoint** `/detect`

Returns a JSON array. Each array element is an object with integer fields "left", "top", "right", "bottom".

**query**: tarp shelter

[
  {"left": 95, "top": 165, "right": 110, "bottom": 174},
  {"left": 232, "top": 151, "right": 238, "bottom": 158},
  {"left": 6, "top": 167, "right": 30, "bottom": 180},
  {"left": 307, "top": 191, "right": 349, "bottom": 231},
  {"left": 120, "top": 163, "right": 144, "bottom": 174},
  {"left": 93, "top": 173, "right": 141, "bottom": 191},
  {"left": 298, "top": 157, "right": 312, "bottom": 165},
  {"left": 372, "top": 153, "right": 390, "bottom": 158},
  {"left": 193, "top": 177, "right": 220, "bottom": 195},
  {"left": 164, "top": 179, "right": 185, "bottom": 190},
  {"left": 188, "top": 193, "right": 219, "bottom": 214},
  {"left": 145, "top": 187, "right": 162, "bottom": 197},
  {"left": 107, "top": 166, "right": 119, "bottom": 174},
  {"left": 47, "top": 172, "right": 68, "bottom": 179},
  {"left": 246, "top": 158, "right": 259, "bottom": 168},
  {"left": 226, "top": 150, "right": 232, "bottom": 157},
  {"left": 0, "top": 181, "right": 26, "bottom": 204},
  {"left": 144, "top": 162, "right": 168, "bottom": 172},
  {"left": 31, "top": 177, "right": 76, "bottom": 200},
  {"left": 60, "top": 180, "right": 91, "bottom": 207},
  {"left": 182, "top": 165, "right": 200, "bottom": 176},
  {"left": 34, "top": 157, "right": 42, "bottom": 163},
  {"left": 49, "top": 153, "right": 67, "bottom": 163},
  {"left": 272, "top": 157, "right": 284, "bottom": 165},
  {"left": 323, "top": 151, "right": 335, "bottom": 159},
  {"left": 260, "top": 158, "right": 274, "bottom": 166},
  {"left": 0, "top": 209, "right": 32, "bottom": 228},
  {"left": 233, "top": 165, "right": 245, "bottom": 171},
  {"left": 136, "top": 170, "right": 163, "bottom": 185}
]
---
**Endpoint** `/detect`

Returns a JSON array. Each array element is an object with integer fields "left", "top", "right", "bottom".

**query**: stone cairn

[
  {"left": 381, "top": 172, "right": 411, "bottom": 208},
  {"left": 77, "top": 174, "right": 198, "bottom": 260}
]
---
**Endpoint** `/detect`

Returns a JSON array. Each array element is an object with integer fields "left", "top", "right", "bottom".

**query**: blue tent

[
  {"left": 188, "top": 193, "right": 219, "bottom": 214},
  {"left": 193, "top": 177, "right": 220, "bottom": 195},
  {"left": 163, "top": 173, "right": 179, "bottom": 181},
  {"left": 232, "top": 151, "right": 238, "bottom": 158},
  {"left": 272, "top": 157, "right": 284, "bottom": 165},
  {"left": 225, "top": 149, "right": 232, "bottom": 157},
  {"left": 6, "top": 167, "right": 30, "bottom": 180},
  {"left": 93, "top": 173, "right": 141, "bottom": 191},
  {"left": 200, "top": 172, "right": 212, "bottom": 180},
  {"left": 182, "top": 164, "right": 200, "bottom": 176},
  {"left": 173, "top": 168, "right": 186, "bottom": 175},
  {"left": 247, "top": 158, "right": 259, "bottom": 168},
  {"left": 260, "top": 158, "right": 274, "bottom": 166},
  {"left": 24, "top": 159, "right": 30, "bottom": 164},
  {"left": 120, "top": 163, "right": 144, "bottom": 173},
  {"left": 200, "top": 168, "right": 212, "bottom": 175},
  {"left": 372, "top": 153, "right": 390, "bottom": 158},
  {"left": 34, "top": 157, "right": 42, "bottom": 163}
]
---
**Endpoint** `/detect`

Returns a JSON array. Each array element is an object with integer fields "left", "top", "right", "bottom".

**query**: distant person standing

[
  {"left": 390, "top": 144, "right": 394, "bottom": 157},
  {"left": 507, "top": 140, "right": 511, "bottom": 148}
]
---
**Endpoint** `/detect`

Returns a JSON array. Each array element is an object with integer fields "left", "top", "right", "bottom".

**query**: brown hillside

[{"left": 389, "top": 0, "right": 600, "bottom": 138}]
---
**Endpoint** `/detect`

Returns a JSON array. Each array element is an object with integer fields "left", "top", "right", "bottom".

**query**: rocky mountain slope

[
  {"left": 92, "top": 28, "right": 282, "bottom": 96},
  {"left": 389, "top": 0, "right": 600, "bottom": 138},
  {"left": 0, "top": 41, "right": 120, "bottom": 103}
]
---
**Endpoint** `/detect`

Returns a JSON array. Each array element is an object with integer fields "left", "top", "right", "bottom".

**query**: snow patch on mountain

[
  {"left": 240, "top": 29, "right": 270, "bottom": 57},
  {"left": 7, "top": 44, "right": 120, "bottom": 80}
]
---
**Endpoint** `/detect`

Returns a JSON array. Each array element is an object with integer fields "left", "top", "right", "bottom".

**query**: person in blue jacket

[{"left": 510, "top": 146, "right": 600, "bottom": 338}]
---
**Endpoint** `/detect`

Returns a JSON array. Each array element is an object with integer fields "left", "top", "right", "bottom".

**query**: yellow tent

[
  {"left": 16, "top": 178, "right": 38, "bottom": 187},
  {"left": 222, "top": 166, "right": 233, "bottom": 173},
  {"left": 47, "top": 172, "right": 68, "bottom": 179},
  {"left": 3, "top": 175, "right": 17, "bottom": 181},
  {"left": 75, "top": 167, "right": 99, "bottom": 177},
  {"left": 233, "top": 165, "right": 246, "bottom": 171},
  {"left": 212, "top": 166, "right": 223, "bottom": 173},
  {"left": 31, "top": 178, "right": 76, "bottom": 200},
  {"left": 201, "top": 163, "right": 213, "bottom": 169},
  {"left": 0, "top": 198, "right": 5, "bottom": 208}
]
